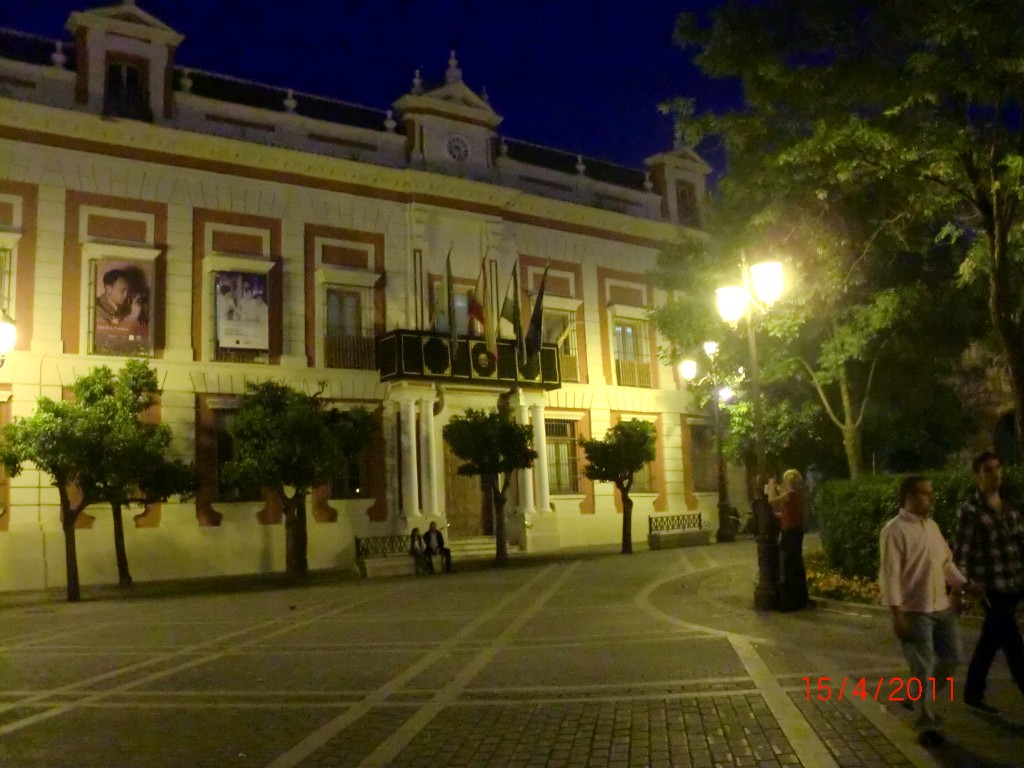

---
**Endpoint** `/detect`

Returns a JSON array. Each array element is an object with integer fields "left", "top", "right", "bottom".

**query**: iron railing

[
  {"left": 615, "top": 359, "right": 652, "bottom": 388},
  {"left": 648, "top": 513, "right": 702, "bottom": 535},
  {"left": 325, "top": 334, "right": 376, "bottom": 370},
  {"left": 354, "top": 535, "right": 410, "bottom": 560}
]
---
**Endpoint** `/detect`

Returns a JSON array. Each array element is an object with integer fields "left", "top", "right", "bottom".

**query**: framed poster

[
  {"left": 215, "top": 271, "right": 269, "bottom": 350},
  {"left": 93, "top": 259, "right": 155, "bottom": 356}
]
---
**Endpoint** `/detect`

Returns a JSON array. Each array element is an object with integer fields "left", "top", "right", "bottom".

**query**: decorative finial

[
  {"left": 644, "top": 171, "right": 653, "bottom": 192},
  {"left": 445, "top": 50, "right": 462, "bottom": 84},
  {"left": 283, "top": 88, "right": 297, "bottom": 113},
  {"left": 412, "top": 68, "right": 424, "bottom": 95},
  {"left": 384, "top": 109, "right": 397, "bottom": 133},
  {"left": 179, "top": 68, "right": 193, "bottom": 93},
  {"left": 51, "top": 41, "right": 67, "bottom": 68},
  {"left": 575, "top": 155, "right": 586, "bottom": 175}
]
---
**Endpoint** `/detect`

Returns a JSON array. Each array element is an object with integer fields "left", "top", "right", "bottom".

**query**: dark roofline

[{"left": 502, "top": 138, "right": 648, "bottom": 192}]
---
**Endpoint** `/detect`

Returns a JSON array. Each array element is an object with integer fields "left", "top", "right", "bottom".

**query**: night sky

[{"left": 2, "top": 1, "right": 737, "bottom": 171}]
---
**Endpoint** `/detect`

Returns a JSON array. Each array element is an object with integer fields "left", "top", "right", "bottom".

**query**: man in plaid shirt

[{"left": 953, "top": 451, "right": 1024, "bottom": 713}]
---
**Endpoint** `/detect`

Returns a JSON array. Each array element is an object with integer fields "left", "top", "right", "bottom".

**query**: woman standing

[{"left": 770, "top": 469, "right": 811, "bottom": 611}]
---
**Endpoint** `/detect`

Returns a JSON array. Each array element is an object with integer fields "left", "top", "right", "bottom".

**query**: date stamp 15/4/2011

[{"left": 802, "top": 677, "right": 954, "bottom": 703}]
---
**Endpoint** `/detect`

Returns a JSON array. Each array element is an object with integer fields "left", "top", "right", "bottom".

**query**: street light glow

[
  {"left": 749, "top": 261, "right": 784, "bottom": 307},
  {"left": 718, "top": 386, "right": 734, "bottom": 403},
  {"left": 679, "top": 358, "right": 698, "bottom": 381},
  {"left": 715, "top": 286, "right": 746, "bottom": 323},
  {"left": 0, "top": 311, "right": 16, "bottom": 358},
  {"left": 702, "top": 340, "right": 719, "bottom": 357}
]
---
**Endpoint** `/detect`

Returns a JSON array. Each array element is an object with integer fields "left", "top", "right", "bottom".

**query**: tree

[
  {"left": 580, "top": 419, "right": 656, "bottom": 554},
  {"left": 221, "top": 381, "right": 373, "bottom": 578},
  {"left": 0, "top": 360, "right": 195, "bottom": 600},
  {"left": 442, "top": 408, "right": 536, "bottom": 566},
  {"left": 674, "top": 0, "right": 1024, "bottom": 459}
]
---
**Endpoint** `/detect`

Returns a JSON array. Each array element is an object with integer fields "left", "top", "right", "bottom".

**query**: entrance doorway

[{"left": 443, "top": 442, "right": 493, "bottom": 537}]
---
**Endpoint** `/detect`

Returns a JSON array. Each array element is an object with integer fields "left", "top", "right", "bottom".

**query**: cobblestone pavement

[{"left": 0, "top": 540, "right": 1021, "bottom": 767}]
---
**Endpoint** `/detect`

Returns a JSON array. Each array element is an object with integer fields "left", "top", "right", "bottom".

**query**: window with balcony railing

[
  {"left": 325, "top": 286, "right": 375, "bottom": 370},
  {"left": 612, "top": 317, "right": 652, "bottom": 388},
  {"left": 543, "top": 307, "right": 579, "bottom": 383},
  {"left": 546, "top": 419, "right": 580, "bottom": 494}
]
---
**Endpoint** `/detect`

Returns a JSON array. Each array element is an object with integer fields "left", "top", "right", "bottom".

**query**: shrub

[{"left": 816, "top": 466, "right": 1024, "bottom": 580}]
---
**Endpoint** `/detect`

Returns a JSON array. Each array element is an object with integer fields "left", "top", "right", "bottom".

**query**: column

[
  {"left": 516, "top": 401, "right": 536, "bottom": 514},
  {"left": 530, "top": 402, "right": 551, "bottom": 513},
  {"left": 399, "top": 399, "right": 421, "bottom": 518},
  {"left": 418, "top": 396, "right": 437, "bottom": 518}
]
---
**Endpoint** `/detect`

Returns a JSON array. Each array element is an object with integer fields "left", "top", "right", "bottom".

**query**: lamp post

[
  {"left": 680, "top": 341, "right": 736, "bottom": 542},
  {"left": 715, "top": 254, "right": 784, "bottom": 610}
]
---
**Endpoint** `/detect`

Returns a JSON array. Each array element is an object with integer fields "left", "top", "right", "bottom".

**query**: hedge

[{"left": 816, "top": 466, "right": 1024, "bottom": 580}]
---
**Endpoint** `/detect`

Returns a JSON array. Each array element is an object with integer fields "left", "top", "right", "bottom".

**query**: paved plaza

[{"left": 0, "top": 540, "right": 1021, "bottom": 767}]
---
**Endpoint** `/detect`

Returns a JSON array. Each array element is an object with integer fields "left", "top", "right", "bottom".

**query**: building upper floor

[{"left": 0, "top": 1, "right": 710, "bottom": 229}]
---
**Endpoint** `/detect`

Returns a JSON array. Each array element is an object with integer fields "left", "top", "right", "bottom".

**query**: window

[
  {"left": 546, "top": 419, "right": 580, "bottom": 494},
  {"left": 214, "top": 411, "right": 261, "bottom": 502},
  {"left": 544, "top": 308, "right": 579, "bottom": 383},
  {"left": 613, "top": 317, "right": 652, "bottom": 388},
  {"left": 631, "top": 462, "right": 653, "bottom": 494},
  {"left": 325, "top": 286, "right": 375, "bottom": 369},
  {"left": 0, "top": 246, "right": 12, "bottom": 315},
  {"left": 690, "top": 424, "right": 716, "bottom": 493},
  {"left": 103, "top": 58, "right": 152, "bottom": 121},
  {"left": 675, "top": 181, "right": 699, "bottom": 227},
  {"left": 330, "top": 452, "right": 370, "bottom": 499}
]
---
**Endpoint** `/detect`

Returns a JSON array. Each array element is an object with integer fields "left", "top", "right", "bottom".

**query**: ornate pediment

[{"left": 67, "top": 1, "right": 184, "bottom": 46}]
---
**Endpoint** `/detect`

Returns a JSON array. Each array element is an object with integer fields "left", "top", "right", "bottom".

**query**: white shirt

[{"left": 879, "top": 508, "right": 968, "bottom": 612}]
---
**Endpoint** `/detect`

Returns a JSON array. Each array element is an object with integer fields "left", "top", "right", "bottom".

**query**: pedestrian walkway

[{"left": 0, "top": 540, "right": 1019, "bottom": 767}]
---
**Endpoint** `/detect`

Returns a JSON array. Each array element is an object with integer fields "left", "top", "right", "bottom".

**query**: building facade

[{"left": 0, "top": 2, "right": 724, "bottom": 592}]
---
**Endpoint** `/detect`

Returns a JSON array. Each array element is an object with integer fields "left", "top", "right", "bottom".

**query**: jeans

[
  {"left": 965, "top": 589, "right": 1024, "bottom": 702},
  {"left": 900, "top": 609, "right": 961, "bottom": 732}
]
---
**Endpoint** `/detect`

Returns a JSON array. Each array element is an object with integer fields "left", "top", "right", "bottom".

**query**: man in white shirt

[{"left": 879, "top": 474, "right": 983, "bottom": 747}]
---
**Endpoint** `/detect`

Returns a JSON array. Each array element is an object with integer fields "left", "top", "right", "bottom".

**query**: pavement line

[
  {"left": 730, "top": 638, "right": 838, "bottom": 768},
  {"left": 356, "top": 561, "right": 581, "bottom": 768},
  {"left": 264, "top": 563, "right": 560, "bottom": 768},
  {"left": 804, "top": 651, "right": 935, "bottom": 768},
  {"left": 0, "top": 596, "right": 372, "bottom": 734}
]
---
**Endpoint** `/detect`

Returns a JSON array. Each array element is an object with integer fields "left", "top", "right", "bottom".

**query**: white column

[
  {"left": 530, "top": 402, "right": 551, "bottom": 513},
  {"left": 516, "top": 402, "right": 536, "bottom": 514},
  {"left": 399, "top": 399, "right": 421, "bottom": 518},
  {"left": 418, "top": 396, "right": 437, "bottom": 518}
]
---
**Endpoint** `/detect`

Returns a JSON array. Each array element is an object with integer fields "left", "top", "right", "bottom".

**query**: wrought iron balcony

[{"left": 377, "top": 330, "right": 561, "bottom": 390}]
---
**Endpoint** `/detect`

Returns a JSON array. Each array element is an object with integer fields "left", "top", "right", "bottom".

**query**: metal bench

[
  {"left": 354, "top": 535, "right": 442, "bottom": 578},
  {"left": 647, "top": 512, "right": 710, "bottom": 549}
]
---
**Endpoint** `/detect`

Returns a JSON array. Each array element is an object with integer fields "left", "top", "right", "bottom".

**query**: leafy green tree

[
  {"left": 580, "top": 420, "right": 657, "bottom": 554},
  {"left": 0, "top": 360, "right": 195, "bottom": 600},
  {"left": 221, "top": 381, "right": 373, "bottom": 578},
  {"left": 674, "top": 0, "right": 1024, "bottom": 458},
  {"left": 442, "top": 408, "right": 536, "bottom": 566}
]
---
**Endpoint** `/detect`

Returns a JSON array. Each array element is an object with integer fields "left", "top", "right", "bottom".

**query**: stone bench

[
  {"left": 647, "top": 512, "right": 711, "bottom": 549},
  {"left": 354, "top": 535, "right": 443, "bottom": 578}
]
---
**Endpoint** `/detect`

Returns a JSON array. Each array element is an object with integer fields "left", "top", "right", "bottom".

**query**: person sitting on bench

[
  {"left": 409, "top": 527, "right": 433, "bottom": 575},
  {"left": 423, "top": 521, "right": 453, "bottom": 573}
]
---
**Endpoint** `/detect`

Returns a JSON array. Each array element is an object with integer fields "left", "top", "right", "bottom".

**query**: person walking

[
  {"left": 769, "top": 469, "right": 810, "bottom": 611},
  {"left": 953, "top": 451, "right": 1024, "bottom": 714},
  {"left": 880, "top": 474, "right": 981, "bottom": 747}
]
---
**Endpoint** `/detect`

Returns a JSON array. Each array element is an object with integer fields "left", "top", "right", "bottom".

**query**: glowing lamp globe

[
  {"left": 679, "top": 359, "right": 698, "bottom": 381},
  {"left": 715, "top": 286, "right": 745, "bottom": 324},
  {"left": 702, "top": 340, "right": 719, "bottom": 358},
  {"left": 749, "top": 261, "right": 784, "bottom": 306}
]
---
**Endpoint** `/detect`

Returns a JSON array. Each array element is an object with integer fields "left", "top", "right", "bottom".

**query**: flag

[
  {"left": 467, "top": 255, "right": 486, "bottom": 336},
  {"left": 500, "top": 261, "right": 526, "bottom": 366},
  {"left": 525, "top": 263, "right": 549, "bottom": 358},
  {"left": 483, "top": 262, "right": 497, "bottom": 355}
]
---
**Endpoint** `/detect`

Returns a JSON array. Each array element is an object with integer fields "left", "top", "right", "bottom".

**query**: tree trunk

[
  {"left": 619, "top": 482, "right": 633, "bottom": 554},
  {"left": 492, "top": 476, "right": 508, "bottom": 566},
  {"left": 59, "top": 489, "right": 81, "bottom": 603},
  {"left": 284, "top": 492, "right": 309, "bottom": 578},
  {"left": 838, "top": 367, "right": 863, "bottom": 479},
  {"left": 111, "top": 502, "right": 132, "bottom": 587}
]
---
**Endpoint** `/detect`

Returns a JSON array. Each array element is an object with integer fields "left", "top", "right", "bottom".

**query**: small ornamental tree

[
  {"left": 0, "top": 360, "right": 195, "bottom": 600},
  {"left": 442, "top": 408, "right": 536, "bottom": 566},
  {"left": 221, "top": 381, "right": 373, "bottom": 578},
  {"left": 580, "top": 419, "right": 657, "bottom": 554}
]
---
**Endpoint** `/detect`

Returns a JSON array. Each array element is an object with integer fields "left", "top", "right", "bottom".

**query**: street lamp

[
  {"left": 717, "top": 253, "right": 784, "bottom": 610},
  {"left": 680, "top": 340, "right": 736, "bottom": 543}
]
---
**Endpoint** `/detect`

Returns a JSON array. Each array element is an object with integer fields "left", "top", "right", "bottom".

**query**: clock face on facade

[{"left": 445, "top": 134, "right": 470, "bottom": 163}]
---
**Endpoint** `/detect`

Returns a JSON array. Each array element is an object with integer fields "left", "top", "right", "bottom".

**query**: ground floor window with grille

[
  {"left": 612, "top": 317, "right": 652, "bottom": 387},
  {"left": 543, "top": 308, "right": 579, "bottom": 383},
  {"left": 690, "top": 424, "right": 717, "bottom": 493},
  {"left": 330, "top": 451, "right": 371, "bottom": 499},
  {"left": 214, "top": 410, "right": 261, "bottom": 502},
  {"left": 325, "top": 285, "right": 375, "bottom": 370},
  {"left": 631, "top": 460, "right": 653, "bottom": 493},
  {"left": 546, "top": 419, "right": 580, "bottom": 494}
]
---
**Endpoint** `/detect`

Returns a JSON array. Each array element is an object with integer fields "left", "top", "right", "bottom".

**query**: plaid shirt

[{"left": 953, "top": 491, "right": 1024, "bottom": 593}]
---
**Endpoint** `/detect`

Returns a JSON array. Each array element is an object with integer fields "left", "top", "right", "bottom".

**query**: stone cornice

[{"left": 0, "top": 98, "right": 685, "bottom": 247}]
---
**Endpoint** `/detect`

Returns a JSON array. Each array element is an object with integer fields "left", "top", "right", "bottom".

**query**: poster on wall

[
  {"left": 215, "top": 271, "right": 269, "bottom": 350},
  {"left": 93, "top": 258, "right": 155, "bottom": 356}
]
